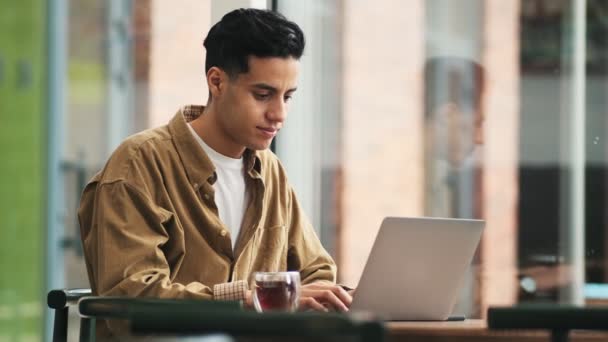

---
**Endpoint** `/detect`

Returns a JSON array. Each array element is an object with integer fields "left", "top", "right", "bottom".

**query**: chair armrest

[
  {"left": 47, "top": 288, "right": 92, "bottom": 342},
  {"left": 488, "top": 305, "right": 608, "bottom": 331},
  {"left": 47, "top": 288, "right": 92, "bottom": 309}
]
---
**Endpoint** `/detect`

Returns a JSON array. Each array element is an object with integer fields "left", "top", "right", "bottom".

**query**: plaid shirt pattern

[
  {"left": 182, "top": 105, "right": 202, "bottom": 122},
  {"left": 213, "top": 279, "right": 249, "bottom": 301}
]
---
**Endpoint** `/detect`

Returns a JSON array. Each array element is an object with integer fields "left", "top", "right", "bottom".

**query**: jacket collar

[{"left": 168, "top": 105, "right": 262, "bottom": 188}]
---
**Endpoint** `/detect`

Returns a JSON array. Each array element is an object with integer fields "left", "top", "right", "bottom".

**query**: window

[{"left": 276, "top": 0, "right": 608, "bottom": 317}]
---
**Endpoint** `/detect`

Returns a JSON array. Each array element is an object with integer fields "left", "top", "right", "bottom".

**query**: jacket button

[{"left": 220, "top": 230, "right": 228, "bottom": 237}]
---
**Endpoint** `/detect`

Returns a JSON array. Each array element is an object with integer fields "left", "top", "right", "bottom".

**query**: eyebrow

[{"left": 251, "top": 83, "right": 298, "bottom": 93}]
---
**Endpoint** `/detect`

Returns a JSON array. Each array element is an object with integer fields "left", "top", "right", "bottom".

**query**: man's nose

[{"left": 266, "top": 98, "right": 287, "bottom": 123}]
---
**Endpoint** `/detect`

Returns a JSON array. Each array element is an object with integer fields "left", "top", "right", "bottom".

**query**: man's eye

[
  {"left": 284, "top": 95, "right": 293, "bottom": 103},
  {"left": 254, "top": 93, "right": 271, "bottom": 101}
]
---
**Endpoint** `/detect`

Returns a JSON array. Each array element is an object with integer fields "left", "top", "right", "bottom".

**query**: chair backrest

[
  {"left": 130, "top": 309, "right": 385, "bottom": 341},
  {"left": 67, "top": 294, "right": 385, "bottom": 342},
  {"left": 77, "top": 296, "right": 242, "bottom": 341},
  {"left": 47, "top": 288, "right": 92, "bottom": 342},
  {"left": 77, "top": 296, "right": 385, "bottom": 341},
  {"left": 488, "top": 305, "right": 608, "bottom": 342}
]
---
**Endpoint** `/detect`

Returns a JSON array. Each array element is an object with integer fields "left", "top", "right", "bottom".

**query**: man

[
  {"left": 78, "top": 8, "right": 351, "bottom": 336},
  {"left": 423, "top": 56, "right": 485, "bottom": 219},
  {"left": 423, "top": 56, "right": 485, "bottom": 317}
]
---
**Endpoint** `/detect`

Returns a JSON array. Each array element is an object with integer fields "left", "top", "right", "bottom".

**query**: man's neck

[{"left": 190, "top": 106, "right": 245, "bottom": 159}]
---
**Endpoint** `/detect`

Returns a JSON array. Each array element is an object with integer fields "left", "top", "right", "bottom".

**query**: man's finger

[
  {"left": 302, "top": 283, "right": 352, "bottom": 308},
  {"left": 299, "top": 297, "right": 328, "bottom": 312},
  {"left": 331, "top": 286, "right": 352, "bottom": 307},
  {"left": 305, "top": 289, "right": 348, "bottom": 312},
  {"left": 321, "top": 289, "right": 349, "bottom": 312}
]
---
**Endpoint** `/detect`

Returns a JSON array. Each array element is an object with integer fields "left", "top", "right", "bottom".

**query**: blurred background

[{"left": 1, "top": 0, "right": 608, "bottom": 340}]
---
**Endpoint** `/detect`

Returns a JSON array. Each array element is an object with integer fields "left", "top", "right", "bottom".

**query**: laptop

[{"left": 350, "top": 216, "right": 484, "bottom": 321}]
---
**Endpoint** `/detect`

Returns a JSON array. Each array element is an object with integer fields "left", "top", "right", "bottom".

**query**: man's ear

[{"left": 207, "top": 67, "right": 225, "bottom": 98}]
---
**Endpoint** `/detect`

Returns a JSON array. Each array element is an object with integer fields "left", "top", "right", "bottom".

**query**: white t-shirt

[{"left": 188, "top": 124, "right": 246, "bottom": 249}]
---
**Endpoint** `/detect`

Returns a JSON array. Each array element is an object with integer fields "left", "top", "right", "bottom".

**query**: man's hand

[
  {"left": 243, "top": 283, "right": 353, "bottom": 312},
  {"left": 244, "top": 289, "right": 254, "bottom": 309},
  {"left": 298, "top": 283, "right": 352, "bottom": 312}
]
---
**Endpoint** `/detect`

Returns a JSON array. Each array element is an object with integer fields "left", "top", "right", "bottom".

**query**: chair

[
  {"left": 48, "top": 289, "right": 240, "bottom": 342},
  {"left": 78, "top": 296, "right": 385, "bottom": 342},
  {"left": 487, "top": 305, "right": 608, "bottom": 342},
  {"left": 47, "top": 288, "right": 92, "bottom": 342},
  {"left": 49, "top": 289, "right": 385, "bottom": 341}
]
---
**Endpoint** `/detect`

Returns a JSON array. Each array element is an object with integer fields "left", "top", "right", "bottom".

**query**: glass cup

[{"left": 252, "top": 271, "right": 301, "bottom": 313}]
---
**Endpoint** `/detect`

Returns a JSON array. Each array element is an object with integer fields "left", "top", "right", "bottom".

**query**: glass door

[{"left": 46, "top": 0, "right": 135, "bottom": 339}]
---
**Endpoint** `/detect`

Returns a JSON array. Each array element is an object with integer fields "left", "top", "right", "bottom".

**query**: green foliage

[{"left": 0, "top": 0, "right": 46, "bottom": 340}]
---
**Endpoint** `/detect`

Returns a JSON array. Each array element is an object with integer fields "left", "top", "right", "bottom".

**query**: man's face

[
  {"left": 213, "top": 56, "right": 299, "bottom": 155},
  {"left": 431, "top": 103, "right": 484, "bottom": 166}
]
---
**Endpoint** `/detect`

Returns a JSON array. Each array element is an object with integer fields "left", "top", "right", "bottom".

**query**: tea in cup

[{"left": 252, "top": 271, "right": 300, "bottom": 313}]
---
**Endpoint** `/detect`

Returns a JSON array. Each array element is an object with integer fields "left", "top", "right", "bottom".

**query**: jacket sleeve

[
  {"left": 285, "top": 186, "right": 337, "bottom": 285},
  {"left": 78, "top": 180, "right": 247, "bottom": 301}
]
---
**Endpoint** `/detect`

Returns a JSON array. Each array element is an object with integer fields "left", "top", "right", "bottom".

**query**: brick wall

[{"left": 340, "top": 0, "right": 425, "bottom": 287}]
